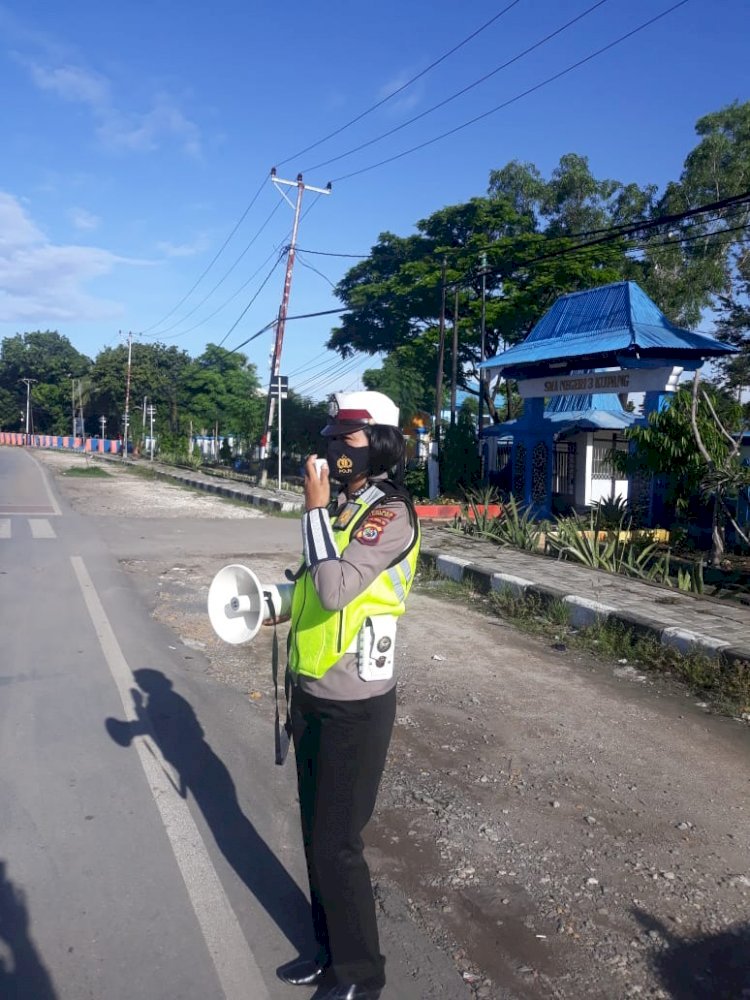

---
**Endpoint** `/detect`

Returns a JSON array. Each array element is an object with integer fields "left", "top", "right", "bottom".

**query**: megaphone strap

[{"left": 267, "top": 591, "right": 293, "bottom": 766}]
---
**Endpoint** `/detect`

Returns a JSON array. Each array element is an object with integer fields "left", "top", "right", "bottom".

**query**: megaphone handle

[{"left": 266, "top": 591, "right": 293, "bottom": 766}]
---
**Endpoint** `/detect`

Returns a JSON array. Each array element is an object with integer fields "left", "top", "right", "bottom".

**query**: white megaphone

[{"left": 207, "top": 564, "right": 294, "bottom": 644}]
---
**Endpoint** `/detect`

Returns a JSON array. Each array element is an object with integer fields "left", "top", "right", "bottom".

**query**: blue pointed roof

[{"left": 481, "top": 281, "right": 735, "bottom": 379}]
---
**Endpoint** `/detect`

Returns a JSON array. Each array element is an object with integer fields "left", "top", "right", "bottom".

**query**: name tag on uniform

[{"left": 333, "top": 502, "right": 361, "bottom": 531}]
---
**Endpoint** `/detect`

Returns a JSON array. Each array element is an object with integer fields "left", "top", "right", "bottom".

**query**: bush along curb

[{"left": 420, "top": 548, "right": 750, "bottom": 671}]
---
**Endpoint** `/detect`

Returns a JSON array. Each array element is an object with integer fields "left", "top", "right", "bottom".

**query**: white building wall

[{"left": 580, "top": 432, "right": 593, "bottom": 506}]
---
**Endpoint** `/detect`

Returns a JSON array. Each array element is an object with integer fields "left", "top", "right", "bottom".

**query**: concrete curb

[
  {"left": 420, "top": 548, "right": 750, "bottom": 665},
  {"left": 96, "top": 457, "right": 305, "bottom": 514}
]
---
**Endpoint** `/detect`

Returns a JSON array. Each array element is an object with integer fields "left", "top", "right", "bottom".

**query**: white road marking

[
  {"left": 0, "top": 520, "right": 9, "bottom": 538},
  {"left": 25, "top": 451, "right": 62, "bottom": 515},
  {"left": 29, "top": 519, "right": 56, "bottom": 538},
  {"left": 70, "top": 555, "right": 270, "bottom": 1000}
]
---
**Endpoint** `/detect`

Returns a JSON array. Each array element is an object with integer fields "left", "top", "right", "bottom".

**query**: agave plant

[
  {"left": 592, "top": 493, "right": 632, "bottom": 531},
  {"left": 486, "top": 496, "right": 544, "bottom": 550},
  {"left": 463, "top": 485, "right": 501, "bottom": 535},
  {"left": 548, "top": 513, "right": 618, "bottom": 569}
]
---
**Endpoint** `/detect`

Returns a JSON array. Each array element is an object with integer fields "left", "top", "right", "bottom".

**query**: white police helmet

[{"left": 321, "top": 391, "right": 400, "bottom": 437}]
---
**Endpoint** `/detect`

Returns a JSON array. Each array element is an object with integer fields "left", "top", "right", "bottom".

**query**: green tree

[
  {"left": 652, "top": 101, "right": 750, "bottom": 330},
  {"left": 362, "top": 347, "right": 432, "bottom": 425},
  {"left": 618, "top": 382, "right": 748, "bottom": 563},
  {"left": 281, "top": 392, "right": 329, "bottom": 459},
  {"left": 0, "top": 386, "right": 21, "bottom": 429},
  {"left": 440, "top": 403, "right": 481, "bottom": 497},
  {"left": 329, "top": 188, "right": 624, "bottom": 425},
  {"left": 0, "top": 331, "right": 92, "bottom": 434},
  {"left": 180, "top": 344, "right": 264, "bottom": 451},
  {"left": 89, "top": 341, "right": 193, "bottom": 441}
]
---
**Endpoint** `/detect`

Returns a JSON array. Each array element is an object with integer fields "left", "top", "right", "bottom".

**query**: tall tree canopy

[
  {"left": 0, "top": 331, "right": 92, "bottom": 434},
  {"left": 329, "top": 164, "right": 630, "bottom": 422},
  {"left": 329, "top": 105, "right": 750, "bottom": 424}
]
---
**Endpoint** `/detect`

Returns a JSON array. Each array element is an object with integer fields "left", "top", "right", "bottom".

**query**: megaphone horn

[{"left": 207, "top": 564, "right": 293, "bottom": 645}]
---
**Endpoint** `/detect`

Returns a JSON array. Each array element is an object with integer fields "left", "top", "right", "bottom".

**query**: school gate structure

[{"left": 479, "top": 281, "right": 735, "bottom": 522}]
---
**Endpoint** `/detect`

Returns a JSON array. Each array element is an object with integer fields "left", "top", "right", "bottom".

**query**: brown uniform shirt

[{"left": 296, "top": 480, "right": 416, "bottom": 701}]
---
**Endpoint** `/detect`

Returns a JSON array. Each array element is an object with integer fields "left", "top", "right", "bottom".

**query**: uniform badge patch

[
  {"left": 370, "top": 507, "right": 396, "bottom": 520},
  {"left": 354, "top": 522, "right": 383, "bottom": 545},
  {"left": 333, "top": 502, "right": 360, "bottom": 530}
]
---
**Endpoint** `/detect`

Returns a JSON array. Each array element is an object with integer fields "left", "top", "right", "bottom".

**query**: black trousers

[{"left": 291, "top": 684, "right": 396, "bottom": 989}]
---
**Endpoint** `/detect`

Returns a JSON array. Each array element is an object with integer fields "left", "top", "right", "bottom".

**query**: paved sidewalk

[
  {"left": 99, "top": 455, "right": 750, "bottom": 664},
  {"left": 419, "top": 521, "right": 750, "bottom": 664}
]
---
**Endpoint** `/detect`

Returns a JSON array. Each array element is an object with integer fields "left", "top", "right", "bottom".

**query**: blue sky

[{"left": 0, "top": 0, "right": 748, "bottom": 399}]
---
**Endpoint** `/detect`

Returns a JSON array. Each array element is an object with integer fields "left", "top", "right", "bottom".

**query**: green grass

[
  {"left": 62, "top": 465, "right": 110, "bottom": 478},
  {"left": 416, "top": 559, "right": 750, "bottom": 718}
]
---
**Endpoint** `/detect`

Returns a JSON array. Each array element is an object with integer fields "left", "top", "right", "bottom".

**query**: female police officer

[{"left": 278, "top": 391, "right": 420, "bottom": 1000}]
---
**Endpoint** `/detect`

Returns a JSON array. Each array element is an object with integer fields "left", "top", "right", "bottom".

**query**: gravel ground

[
  {"left": 36, "top": 451, "right": 263, "bottom": 519},
  {"left": 42, "top": 453, "right": 750, "bottom": 1000}
]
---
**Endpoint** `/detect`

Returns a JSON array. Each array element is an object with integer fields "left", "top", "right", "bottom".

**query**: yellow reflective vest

[{"left": 289, "top": 485, "right": 420, "bottom": 679}]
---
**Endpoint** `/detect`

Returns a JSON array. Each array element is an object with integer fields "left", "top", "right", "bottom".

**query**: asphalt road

[{"left": 0, "top": 448, "right": 461, "bottom": 1000}]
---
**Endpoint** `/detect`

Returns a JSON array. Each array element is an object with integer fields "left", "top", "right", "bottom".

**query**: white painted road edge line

[
  {"left": 70, "top": 555, "right": 269, "bottom": 1000},
  {"left": 26, "top": 450, "right": 62, "bottom": 516}
]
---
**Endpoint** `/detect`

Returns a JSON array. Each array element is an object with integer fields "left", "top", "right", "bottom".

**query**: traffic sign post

[{"left": 271, "top": 376, "right": 288, "bottom": 490}]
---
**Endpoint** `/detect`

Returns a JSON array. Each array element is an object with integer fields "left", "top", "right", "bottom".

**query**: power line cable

[
  {"left": 227, "top": 320, "right": 278, "bottom": 357},
  {"left": 276, "top": 0, "right": 525, "bottom": 166},
  {"left": 296, "top": 251, "right": 337, "bottom": 288},
  {"left": 332, "top": 0, "right": 690, "bottom": 183},
  {"left": 151, "top": 233, "right": 291, "bottom": 342},
  {"left": 295, "top": 354, "right": 366, "bottom": 396},
  {"left": 305, "top": 0, "right": 610, "bottom": 173},
  {"left": 297, "top": 190, "right": 750, "bottom": 270},
  {"left": 293, "top": 248, "right": 369, "bottom": 259},
  {"left": 287, "top": 347, "right": 333, "bottom": 377},
  {"left": 505, "top": 198, "right": 750, "bottom": 273},
  {"left": 143, "top": 199, "right": 285, "bottom": 339},
  {"left": 216, "top": 251, "right": 288, "bottom": 348},
  {"left": 138, "top": 173, "right": 268, "bottom": 333}
]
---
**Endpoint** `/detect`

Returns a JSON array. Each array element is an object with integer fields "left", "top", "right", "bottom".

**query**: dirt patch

[
  {"left": 51, "top": 465, "right": 750, "bottom": 1000},
  {"left": 124, "top": 550, "right": 750, "bottom": 1000},
  {"left": 35, "top": 451, "right": 262, "bottom": 519}
]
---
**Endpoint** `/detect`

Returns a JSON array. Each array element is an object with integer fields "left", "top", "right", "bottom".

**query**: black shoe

[
  {"left": 313, "top": 986, "right": 382, "bottom": 1000},
  {"left": 277, "top": 957, "right": 328, "bottom": 986}
]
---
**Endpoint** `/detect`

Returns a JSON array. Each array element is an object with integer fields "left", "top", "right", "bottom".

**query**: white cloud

[
  {"left": 0, "top": 192, "right": 134, "bottom": 323},
  {"left": 155, "top": 236, "right": 208, "bottom": 258},
  {"left": 377, "top": 73, "right": 424, "bottom": 114},
  {"left": 21, "top": 56, "right": 202, "bottom": 157},
  {"left": 98, "top": 93, "right": 202, "bottom": 157},
  {"left": 68, "top": 207, "right": 101, "bottom": 232},
  {"left": 29, "top": 62, "right": 111, "bottom": 106}
]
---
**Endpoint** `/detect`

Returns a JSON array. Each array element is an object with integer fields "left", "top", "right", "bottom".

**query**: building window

[{"left": 591, "top": 438, "right": 627, "bottom": 480}]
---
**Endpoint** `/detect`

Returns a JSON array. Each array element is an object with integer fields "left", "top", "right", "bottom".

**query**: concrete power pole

[
  {"left": 259, "top": 169, "right": 331, "bottom": 487},
  {"left": 478, "top": 252, "right": 488, "bottom": 466},
  {"left": 21, "top": 378, "right": 37, "bottom": 445},
  {"left": 122, "top": 331, "right": 133, "bottom": 460}
]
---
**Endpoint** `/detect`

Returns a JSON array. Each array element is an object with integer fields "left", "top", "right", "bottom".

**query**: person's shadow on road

[
  {"left": 633, "top": 908, "right": 750, "bottom": 998},
  {"left": 0, "top": 860, "right": 58, "bottom": 1000},
  {"left": 105, "top": 668, "right": 311, "bottom": 954}
]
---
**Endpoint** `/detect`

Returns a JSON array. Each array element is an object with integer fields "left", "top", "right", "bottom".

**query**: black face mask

[{"left": 326, "top": 440, "right": 370, "bottom": 482}]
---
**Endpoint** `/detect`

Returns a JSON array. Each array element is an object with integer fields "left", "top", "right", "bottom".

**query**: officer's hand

[{"left": 304, "top": 454, "right": 330, "bottom": 510}]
